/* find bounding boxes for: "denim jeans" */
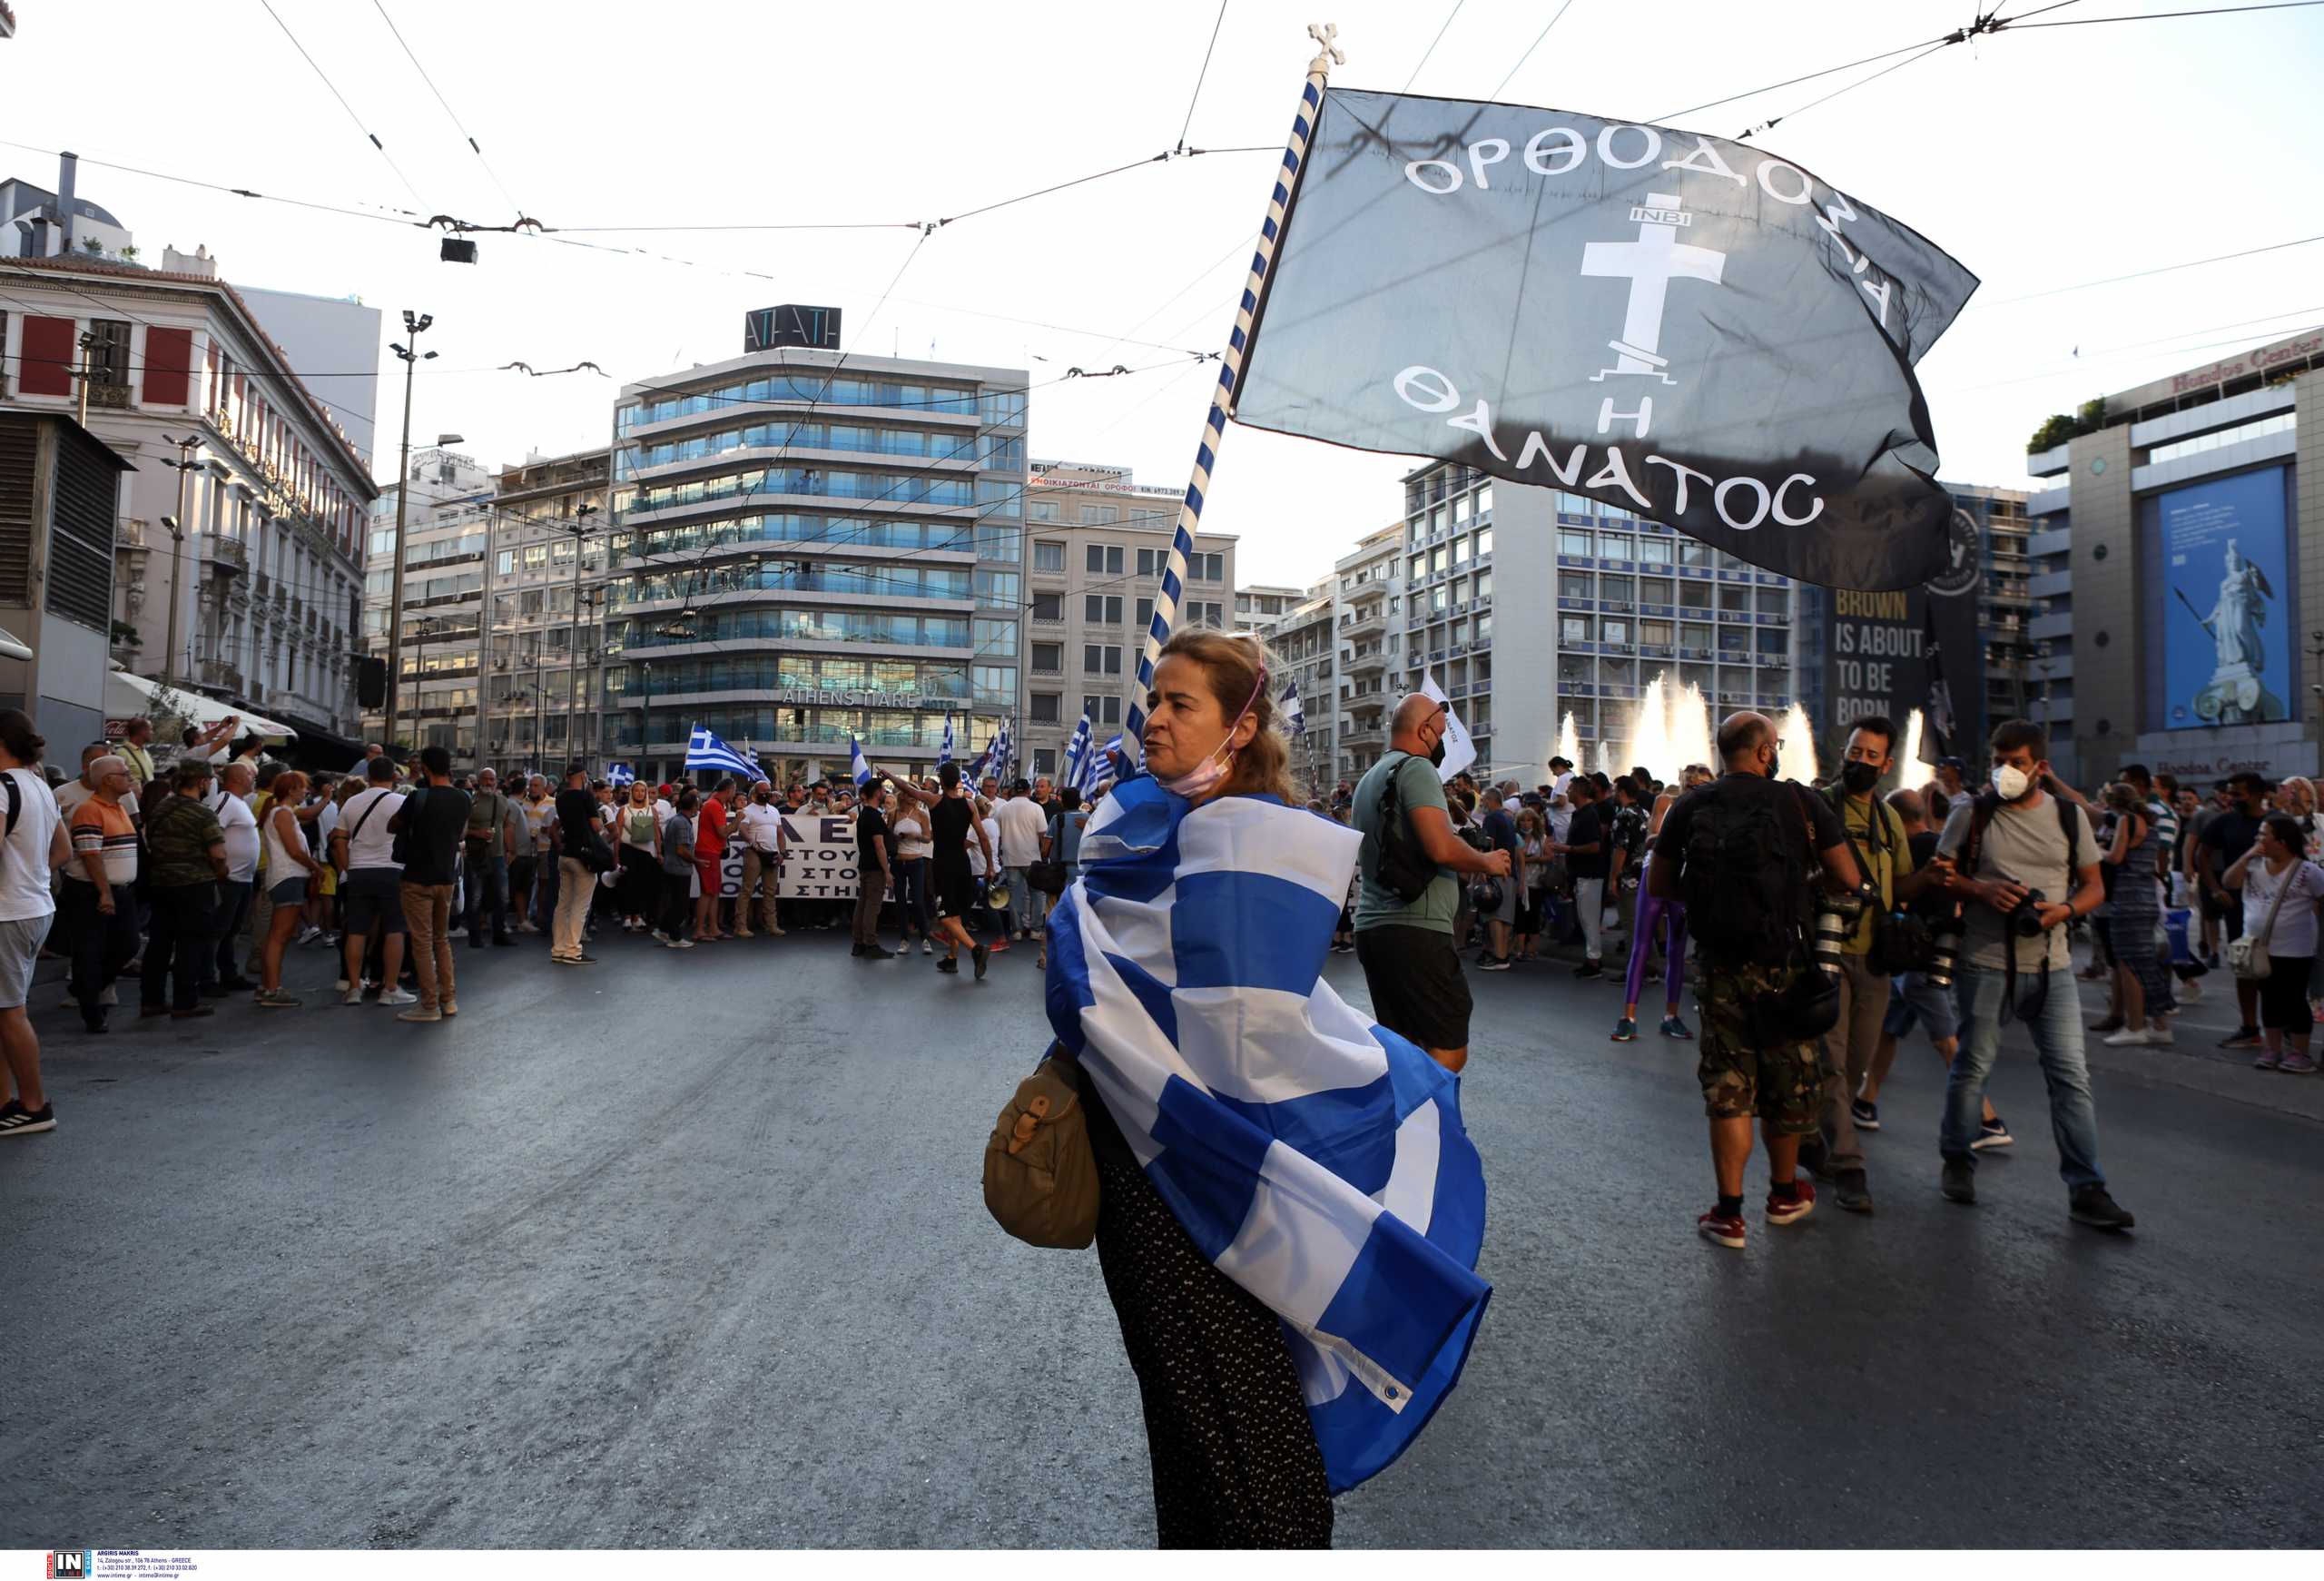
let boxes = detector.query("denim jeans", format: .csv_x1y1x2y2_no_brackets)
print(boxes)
463,853,509,939
1006,866,1040,934
207,877,251,986
1945,963,2106,1189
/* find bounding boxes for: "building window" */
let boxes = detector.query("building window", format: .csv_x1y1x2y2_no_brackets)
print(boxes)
1030,693,1061,724
1030,591,1063,621
1136,597,1154,630
1086,544,1124,575
1083,504,1118,525
86,319,131,387
1032,641,1063,672
1029,499,1061,522
1083,694,1123,725
1083,644,1122,675
1033,748,1057,776
1032,539,1066,571
1086,594,1123,624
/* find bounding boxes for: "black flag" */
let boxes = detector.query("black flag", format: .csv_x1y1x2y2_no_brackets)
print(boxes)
1233,89,1978,590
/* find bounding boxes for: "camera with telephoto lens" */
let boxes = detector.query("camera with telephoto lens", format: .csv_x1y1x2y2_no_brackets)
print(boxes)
1924,920,1964,990
2007,889,2050,938
1812,886,1867,979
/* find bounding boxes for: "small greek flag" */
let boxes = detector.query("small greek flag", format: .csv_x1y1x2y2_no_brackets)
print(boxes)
606,762,635,788
940,714,956,766
686,725,759,781
1045,778,1490,1493
1060,710,1094,796
1283,681,1306,736
993,718,1013,786
849,734,873,789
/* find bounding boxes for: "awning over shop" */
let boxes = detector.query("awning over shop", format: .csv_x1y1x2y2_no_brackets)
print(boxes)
104,667,300,745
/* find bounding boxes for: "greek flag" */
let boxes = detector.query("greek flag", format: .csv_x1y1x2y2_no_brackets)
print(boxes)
1283,681,1306,736
606,762,635,788
992,719,1013,786
848,734,873,789
686,725,758,781
1045,778,1490,1493
1060,710,1094,796
940,714,956,766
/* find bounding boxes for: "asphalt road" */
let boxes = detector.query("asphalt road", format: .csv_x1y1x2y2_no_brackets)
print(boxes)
6,921,2319,1548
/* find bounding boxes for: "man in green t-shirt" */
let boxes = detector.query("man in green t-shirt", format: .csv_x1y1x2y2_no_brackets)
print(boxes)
1352,693,1511,1075
1810,715,1952,1215
140,761,230,1020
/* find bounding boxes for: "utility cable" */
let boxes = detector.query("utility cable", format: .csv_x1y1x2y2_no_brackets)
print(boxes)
256,0,425,203
1177,0,1231,152
1488,0,1580,102
368,0,525,216
1401,0,1470,94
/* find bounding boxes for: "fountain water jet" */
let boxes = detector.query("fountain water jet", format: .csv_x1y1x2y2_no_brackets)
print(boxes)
1775,703,1822,786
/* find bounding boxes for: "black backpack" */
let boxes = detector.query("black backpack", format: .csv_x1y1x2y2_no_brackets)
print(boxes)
1372,752,1440,904
1680,778,1814,966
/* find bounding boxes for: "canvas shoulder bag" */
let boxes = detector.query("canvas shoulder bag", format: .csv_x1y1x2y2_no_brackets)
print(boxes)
982,1052,1099,1250
2229,860,2301,981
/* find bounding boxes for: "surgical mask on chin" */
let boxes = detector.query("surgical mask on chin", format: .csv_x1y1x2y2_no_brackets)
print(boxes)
1993,764,2032,801
1156,736,1238,800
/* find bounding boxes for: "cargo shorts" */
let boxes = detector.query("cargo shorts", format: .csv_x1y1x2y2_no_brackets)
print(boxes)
1697,960,1827,1134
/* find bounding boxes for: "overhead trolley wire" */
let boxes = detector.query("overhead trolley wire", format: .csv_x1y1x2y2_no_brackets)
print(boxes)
368,0,526,217
256,0,425,203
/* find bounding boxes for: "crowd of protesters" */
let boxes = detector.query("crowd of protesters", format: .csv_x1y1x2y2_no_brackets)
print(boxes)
0,707,1098,1139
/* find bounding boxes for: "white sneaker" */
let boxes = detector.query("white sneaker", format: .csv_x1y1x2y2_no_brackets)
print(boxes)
295,925,322,945
447,926,468,939
921,941,933,955
341,984,365,1005
2177,978,2204,1003
335,978,351,993
2102,1027,2151,1046
2144,1023,2173,1044
665,937,694,950
379,987,419,1007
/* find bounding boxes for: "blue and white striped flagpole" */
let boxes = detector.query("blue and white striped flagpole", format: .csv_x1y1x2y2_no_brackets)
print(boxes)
1123,22,1344,754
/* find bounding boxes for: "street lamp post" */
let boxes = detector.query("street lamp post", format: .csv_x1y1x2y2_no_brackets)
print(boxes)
159,433,202,686
384,310,436,746
559,503,601,764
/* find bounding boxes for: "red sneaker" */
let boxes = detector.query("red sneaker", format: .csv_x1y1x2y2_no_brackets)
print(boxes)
1697,1208,1747,1250
1765,1179,1817,1226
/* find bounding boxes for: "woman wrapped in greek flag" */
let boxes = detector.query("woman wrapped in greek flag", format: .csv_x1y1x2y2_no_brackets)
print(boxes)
1046,630,1490,1546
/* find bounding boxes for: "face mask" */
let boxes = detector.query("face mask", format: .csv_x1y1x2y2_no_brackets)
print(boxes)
1993,764,2032,801
1841,761,1881,795
1766,748,1781,780
1428,736,1448,768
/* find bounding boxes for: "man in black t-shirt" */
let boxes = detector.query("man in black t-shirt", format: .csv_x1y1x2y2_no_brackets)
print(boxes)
852,779,895,960
1649,712,1860,1252
550,764,606,965
2199,769,2271,1045
386,746,471,1022
891,763,995,979
1557,777,1611,977
1477,786,1524,970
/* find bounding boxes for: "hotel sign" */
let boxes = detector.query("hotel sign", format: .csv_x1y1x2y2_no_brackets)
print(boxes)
771,687,963,710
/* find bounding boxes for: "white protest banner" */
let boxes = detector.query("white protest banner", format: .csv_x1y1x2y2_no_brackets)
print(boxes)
777,812,860,899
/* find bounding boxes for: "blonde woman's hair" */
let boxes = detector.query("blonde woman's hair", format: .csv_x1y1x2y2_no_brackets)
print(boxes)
1154,628,1295,803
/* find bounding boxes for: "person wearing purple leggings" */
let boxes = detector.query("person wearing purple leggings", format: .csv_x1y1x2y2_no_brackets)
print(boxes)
1615,766,1710,1042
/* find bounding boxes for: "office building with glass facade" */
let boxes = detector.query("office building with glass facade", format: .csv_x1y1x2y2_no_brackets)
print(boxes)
603,342,1028,784
1399,459,1800,780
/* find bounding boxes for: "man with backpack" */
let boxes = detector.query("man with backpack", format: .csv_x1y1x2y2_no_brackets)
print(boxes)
1353,694,1512,1075
1933,720,2134,1230
1649,712,1860,1251
1805,715,1955,1216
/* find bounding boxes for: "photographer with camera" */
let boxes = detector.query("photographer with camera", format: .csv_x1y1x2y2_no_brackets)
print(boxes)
1934,721,2133,1230
1800,716,1956,1214
1858,789,2012,1150
1650,712,1860,1252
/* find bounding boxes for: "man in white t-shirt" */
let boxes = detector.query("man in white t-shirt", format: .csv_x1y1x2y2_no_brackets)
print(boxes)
54,743,110,821
330,756,414,1007
206,761,262,993
735,780,788,939
992,780,1050,940
519,776,557,933
0,710,69,1138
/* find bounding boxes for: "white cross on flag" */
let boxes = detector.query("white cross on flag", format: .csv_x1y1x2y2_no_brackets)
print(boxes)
1233,89,1978,590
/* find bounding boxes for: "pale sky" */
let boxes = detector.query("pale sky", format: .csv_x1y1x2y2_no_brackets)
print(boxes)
7,0,2321,586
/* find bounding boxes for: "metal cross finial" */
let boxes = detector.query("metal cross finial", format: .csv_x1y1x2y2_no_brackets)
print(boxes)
1307,21,1344,74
